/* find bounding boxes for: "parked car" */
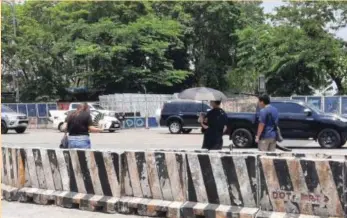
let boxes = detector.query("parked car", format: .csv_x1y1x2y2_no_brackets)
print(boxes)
228,100,347,148
68,102,125,121
159,100,211,134
48,109,121,132
1,105,29,134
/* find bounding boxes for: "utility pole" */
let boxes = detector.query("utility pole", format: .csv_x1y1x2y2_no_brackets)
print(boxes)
258,74,266,95
3,0,19,102
141,84,149,129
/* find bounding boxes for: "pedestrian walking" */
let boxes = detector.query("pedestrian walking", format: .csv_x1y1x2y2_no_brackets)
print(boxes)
65,103,102,149
200,101,228,150
255,95,279,151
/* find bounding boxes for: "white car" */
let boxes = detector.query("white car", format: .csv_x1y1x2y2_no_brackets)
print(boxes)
1,105,29,134
69,102,117,117
49,109,121,132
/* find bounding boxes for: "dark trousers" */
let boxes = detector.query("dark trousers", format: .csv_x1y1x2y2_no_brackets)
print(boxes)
202,132,223,150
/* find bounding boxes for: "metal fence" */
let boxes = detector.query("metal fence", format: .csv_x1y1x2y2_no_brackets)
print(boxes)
4,96,347,117
2,103,58,129
4,95,347,129
99,93,175,117
222,95,347,115
3,102,58,117
291,96,347,115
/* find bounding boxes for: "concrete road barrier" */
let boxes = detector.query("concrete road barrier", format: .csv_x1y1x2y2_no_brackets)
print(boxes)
119,151,186,216
182,153,259,218
2,146,347,218
258,156,345,217
156,149,347,160
1,147,122,213
149,149,208,153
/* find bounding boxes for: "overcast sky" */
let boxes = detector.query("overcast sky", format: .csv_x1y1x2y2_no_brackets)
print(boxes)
262,1,347,40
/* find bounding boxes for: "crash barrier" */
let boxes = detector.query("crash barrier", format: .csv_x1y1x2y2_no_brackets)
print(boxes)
118,151,187,216
155,149,347,160
1,147,122,213
258,156,346,217
182,153,259,217
2,146,347,218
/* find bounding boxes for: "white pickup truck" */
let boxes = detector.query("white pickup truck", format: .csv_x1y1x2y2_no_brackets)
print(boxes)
69,102,115,116
49,102,123,132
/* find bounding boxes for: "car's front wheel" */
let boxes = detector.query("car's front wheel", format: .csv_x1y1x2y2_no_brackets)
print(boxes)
109,129,116,133
1,121,8,134
58,122,65,132
15,127,26,134
317,128,341,148
231,128,254,148
169,121,182,134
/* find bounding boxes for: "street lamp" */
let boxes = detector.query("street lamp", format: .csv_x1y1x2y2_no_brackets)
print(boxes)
2,0,19,102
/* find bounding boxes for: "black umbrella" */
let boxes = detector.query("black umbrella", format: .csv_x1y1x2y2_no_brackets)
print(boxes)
178,87,227,101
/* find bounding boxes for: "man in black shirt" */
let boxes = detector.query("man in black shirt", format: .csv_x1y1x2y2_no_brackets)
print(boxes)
200,101,228,150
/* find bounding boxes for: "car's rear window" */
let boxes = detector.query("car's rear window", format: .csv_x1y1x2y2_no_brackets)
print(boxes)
181,103,201,112
163,102,210,113
162,103,180,113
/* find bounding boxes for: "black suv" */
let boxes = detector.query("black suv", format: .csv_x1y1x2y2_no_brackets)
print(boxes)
228,100,347,148
159,100,210,134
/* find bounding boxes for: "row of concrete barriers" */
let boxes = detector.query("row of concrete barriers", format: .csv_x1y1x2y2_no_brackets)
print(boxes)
1,147,346,218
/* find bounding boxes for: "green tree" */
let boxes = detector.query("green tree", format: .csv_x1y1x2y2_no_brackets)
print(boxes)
270,1,347,94
1,1,191,101
181,2,242,90
233,1,347,95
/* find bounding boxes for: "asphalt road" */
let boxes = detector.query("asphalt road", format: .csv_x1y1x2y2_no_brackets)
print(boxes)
2,128,347,153
2,128,347,218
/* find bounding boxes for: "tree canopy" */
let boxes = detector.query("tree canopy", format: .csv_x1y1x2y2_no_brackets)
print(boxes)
1,1,347,101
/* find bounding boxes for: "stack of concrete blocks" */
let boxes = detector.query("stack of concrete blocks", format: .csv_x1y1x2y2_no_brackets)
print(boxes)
98,94,174,117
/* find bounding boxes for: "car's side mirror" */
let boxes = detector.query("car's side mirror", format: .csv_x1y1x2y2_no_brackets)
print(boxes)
304,108,312,116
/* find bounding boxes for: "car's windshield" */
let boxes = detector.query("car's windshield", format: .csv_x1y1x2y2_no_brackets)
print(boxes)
1,105,15,113
306,102,324,114
92,104,104,110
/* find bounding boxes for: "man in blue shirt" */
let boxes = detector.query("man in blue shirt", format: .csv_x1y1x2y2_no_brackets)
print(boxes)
255,95,278,151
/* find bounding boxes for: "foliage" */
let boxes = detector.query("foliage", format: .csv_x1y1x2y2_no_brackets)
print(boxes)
1,1,347,101
233,1,347,95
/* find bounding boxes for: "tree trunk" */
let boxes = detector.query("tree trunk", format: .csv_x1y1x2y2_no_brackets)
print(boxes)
330,73,344,95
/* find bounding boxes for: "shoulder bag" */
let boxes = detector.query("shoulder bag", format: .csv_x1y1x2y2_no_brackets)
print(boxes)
268,113,283,142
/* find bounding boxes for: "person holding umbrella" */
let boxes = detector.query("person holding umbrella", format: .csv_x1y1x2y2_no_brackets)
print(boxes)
200,100,228,150
178,87,228,150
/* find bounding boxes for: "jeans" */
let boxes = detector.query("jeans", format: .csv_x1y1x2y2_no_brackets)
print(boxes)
68,135,91,149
